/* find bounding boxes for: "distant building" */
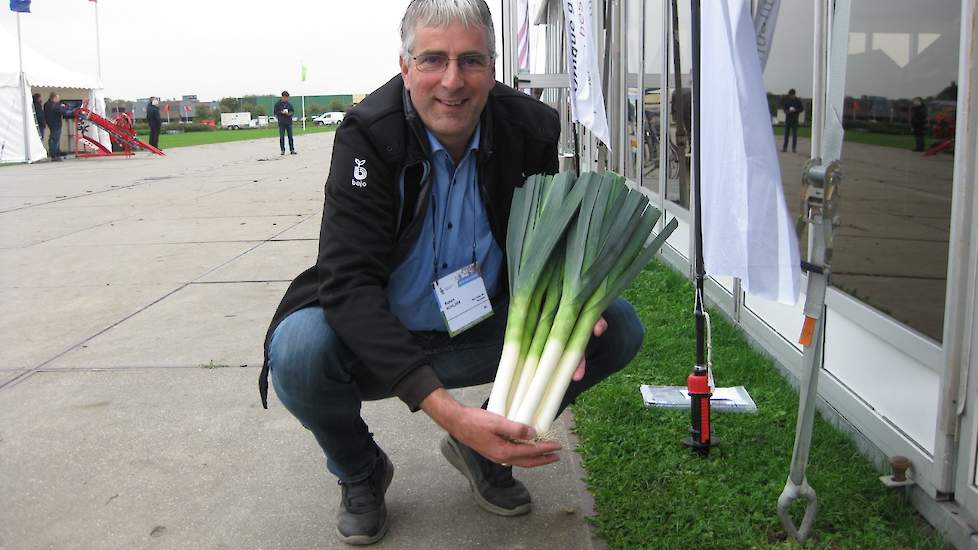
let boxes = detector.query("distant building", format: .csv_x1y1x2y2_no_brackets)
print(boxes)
129,95,201,121
844,95,891,121
133,98,149,120
105,99,133,117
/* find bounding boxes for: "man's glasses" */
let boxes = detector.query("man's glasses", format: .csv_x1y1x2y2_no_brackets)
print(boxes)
411,53,493,74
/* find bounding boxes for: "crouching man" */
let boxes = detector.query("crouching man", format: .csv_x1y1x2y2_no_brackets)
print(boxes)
259,0,644,545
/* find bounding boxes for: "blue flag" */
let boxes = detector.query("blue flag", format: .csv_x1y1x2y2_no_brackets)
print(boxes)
9,0,30,13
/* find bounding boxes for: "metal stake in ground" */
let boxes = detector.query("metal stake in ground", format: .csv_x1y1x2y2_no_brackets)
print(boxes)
777,0,850,540
681,0,718,456
777,160,841,544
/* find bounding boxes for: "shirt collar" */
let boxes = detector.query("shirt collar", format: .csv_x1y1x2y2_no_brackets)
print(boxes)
425,123,481,158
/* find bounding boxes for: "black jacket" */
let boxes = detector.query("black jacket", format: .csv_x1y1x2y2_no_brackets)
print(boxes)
43,100,72,133
273,100,294,123
910,103,927,133
33,100,45,131
781,96,804,124
147,104,162,130
260,75,560,411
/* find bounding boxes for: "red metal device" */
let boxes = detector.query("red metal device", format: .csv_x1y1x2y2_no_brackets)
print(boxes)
73,106,165,158
923,111,956,157
682,366,718,455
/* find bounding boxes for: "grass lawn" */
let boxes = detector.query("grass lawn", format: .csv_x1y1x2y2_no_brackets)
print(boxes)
773,125,917,150
135,125,337,150
572,261,945,549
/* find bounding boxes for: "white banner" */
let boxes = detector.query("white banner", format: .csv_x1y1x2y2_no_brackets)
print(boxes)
562,0,611,149
752,0,781,72
702,0,800,304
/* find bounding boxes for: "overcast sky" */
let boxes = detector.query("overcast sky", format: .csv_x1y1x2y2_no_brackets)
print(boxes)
0,0,505,101
1,0,961,102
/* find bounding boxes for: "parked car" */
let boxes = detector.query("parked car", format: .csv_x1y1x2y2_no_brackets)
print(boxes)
313,112,345,126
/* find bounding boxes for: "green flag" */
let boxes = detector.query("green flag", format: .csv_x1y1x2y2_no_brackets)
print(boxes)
301,64,307,82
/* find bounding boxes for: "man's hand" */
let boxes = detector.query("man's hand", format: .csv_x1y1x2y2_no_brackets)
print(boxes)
571,316,608,382
421,389,561,467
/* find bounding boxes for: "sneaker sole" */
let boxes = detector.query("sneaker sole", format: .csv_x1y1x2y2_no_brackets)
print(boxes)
440,437,531,517
336,454,395,546
336,510,388,546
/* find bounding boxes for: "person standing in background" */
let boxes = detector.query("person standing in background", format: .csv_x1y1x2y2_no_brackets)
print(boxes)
910,97,928,152
147,97,163,149
32,93,45,140
273,91,296,155
43,93,74,162
781,88,804,153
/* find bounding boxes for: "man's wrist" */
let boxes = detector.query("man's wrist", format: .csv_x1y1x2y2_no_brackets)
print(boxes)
420,388,462,433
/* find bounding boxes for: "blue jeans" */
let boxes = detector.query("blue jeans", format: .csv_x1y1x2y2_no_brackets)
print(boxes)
782,121,798,151
278,121,294,152
268,297,644,482
48,127,61,159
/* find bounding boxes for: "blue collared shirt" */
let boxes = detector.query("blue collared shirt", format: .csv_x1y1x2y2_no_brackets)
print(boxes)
386,125,504,331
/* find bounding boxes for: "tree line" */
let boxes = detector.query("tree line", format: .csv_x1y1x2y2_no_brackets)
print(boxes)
195,96,350,121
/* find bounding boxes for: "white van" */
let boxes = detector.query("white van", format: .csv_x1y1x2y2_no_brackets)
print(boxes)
313,112,345,126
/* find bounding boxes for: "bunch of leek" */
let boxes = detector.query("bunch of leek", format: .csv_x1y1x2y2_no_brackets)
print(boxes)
487,170,678,434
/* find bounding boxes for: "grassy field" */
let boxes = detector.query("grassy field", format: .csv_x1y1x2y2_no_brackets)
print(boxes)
134,123,914,152
572,261,944,549
135,125,337,149
148,124,915,151
773,125,917,150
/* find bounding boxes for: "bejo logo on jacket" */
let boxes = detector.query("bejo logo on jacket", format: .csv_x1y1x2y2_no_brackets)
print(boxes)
352,159,367,188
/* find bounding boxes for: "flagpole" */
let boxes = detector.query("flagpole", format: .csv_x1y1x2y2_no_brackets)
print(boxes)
94,0,103,84
17,12,33,163
300,62,306,131
691,2,705,369
681,0,717,456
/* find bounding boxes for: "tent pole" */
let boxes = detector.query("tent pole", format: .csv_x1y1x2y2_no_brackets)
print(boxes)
17,13,33,163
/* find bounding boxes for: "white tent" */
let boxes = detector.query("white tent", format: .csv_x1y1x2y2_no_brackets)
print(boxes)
0,71,46,163
0,24,109,164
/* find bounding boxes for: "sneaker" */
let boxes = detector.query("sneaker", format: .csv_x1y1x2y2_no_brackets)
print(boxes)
280,151,285,155
290,150,297,155
440,435,531,516
336,449,394,546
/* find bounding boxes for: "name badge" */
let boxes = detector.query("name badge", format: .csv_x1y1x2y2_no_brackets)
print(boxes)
432,263,493,336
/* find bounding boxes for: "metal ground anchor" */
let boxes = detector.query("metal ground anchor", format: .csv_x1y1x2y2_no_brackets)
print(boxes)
777,477,819,543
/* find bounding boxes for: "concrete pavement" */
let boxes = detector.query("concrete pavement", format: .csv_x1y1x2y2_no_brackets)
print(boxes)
0,134,598,549
775,138,953,341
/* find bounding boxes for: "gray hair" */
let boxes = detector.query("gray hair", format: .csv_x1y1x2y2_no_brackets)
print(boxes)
400,0,495,61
